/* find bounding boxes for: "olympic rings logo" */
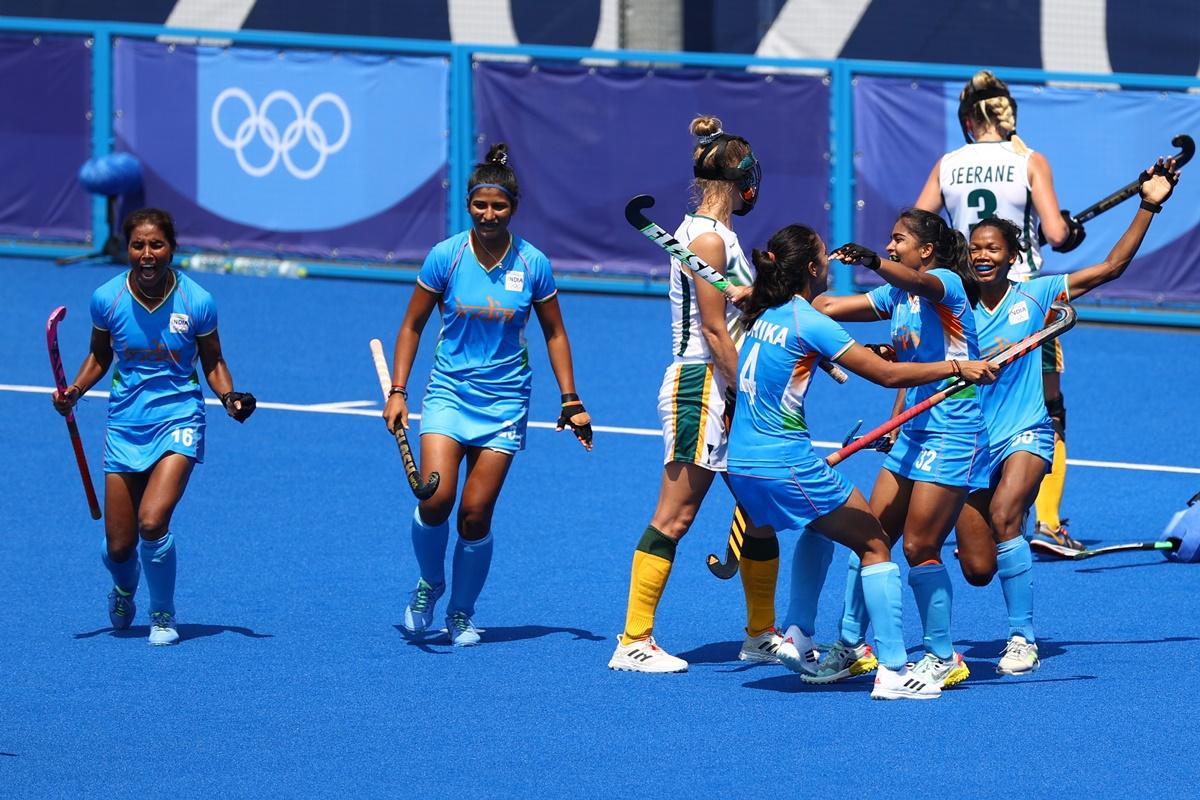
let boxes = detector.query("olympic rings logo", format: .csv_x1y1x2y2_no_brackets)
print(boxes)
211,88,352,180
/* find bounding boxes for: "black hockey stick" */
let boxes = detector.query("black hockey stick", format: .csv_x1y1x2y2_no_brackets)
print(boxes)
1041,134,1194,245
1030,537,1180,561
370,338,440,500
625,195,849,386
705,503,748,579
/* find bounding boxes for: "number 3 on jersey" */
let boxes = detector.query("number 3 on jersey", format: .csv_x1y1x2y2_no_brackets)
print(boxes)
914,447,937,472
738,342,761,404
967,188,997,224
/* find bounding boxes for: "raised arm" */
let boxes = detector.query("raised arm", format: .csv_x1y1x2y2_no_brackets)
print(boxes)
830,243,946,302
914,159,944,213
1067,158,1180,300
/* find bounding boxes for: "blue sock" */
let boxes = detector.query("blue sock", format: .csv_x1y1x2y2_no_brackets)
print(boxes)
997,536,1035,642
860,562,907,670
139,532,176,616
448,532,494,618
411,507,450,588
908,562,954,659
838,552,869,646
782,529,833,636
101,540,140,594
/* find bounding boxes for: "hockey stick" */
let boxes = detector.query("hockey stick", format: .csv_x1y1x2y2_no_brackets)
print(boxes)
826,301,1077,467
625,195,849,385
1040,135,1195,247
705,503,749,579
46,307,102,520
369,338,440,501
1030,537,1180,561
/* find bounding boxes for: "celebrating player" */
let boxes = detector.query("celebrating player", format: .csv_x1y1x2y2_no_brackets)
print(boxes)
51,208,256,646
727,223,997,699
955,158,1181,674
383,143,592,647
916,69,1079,549
807,209,988,688
608,116,780,674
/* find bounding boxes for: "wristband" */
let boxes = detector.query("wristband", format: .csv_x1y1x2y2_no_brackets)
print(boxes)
950,360,962,377
389,385,408,399
68,383,84,398
561,393,580,404
1140,199,1162,214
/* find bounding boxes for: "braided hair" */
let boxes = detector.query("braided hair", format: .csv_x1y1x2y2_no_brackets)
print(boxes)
740,224,824,327
897,209,980,307
960,70,1032,156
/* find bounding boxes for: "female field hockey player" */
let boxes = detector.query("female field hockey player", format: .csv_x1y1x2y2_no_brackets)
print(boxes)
808,208,987,688
955,158,1181,675
51,208,256,646
726,224,997,700
608,116,779,674
916,69,1079,549
383,143,592,647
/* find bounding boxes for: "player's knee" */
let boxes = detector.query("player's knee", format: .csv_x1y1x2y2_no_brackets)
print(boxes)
457,506,493,540
960,562,995,587
137,514,170,540
902,538,939,566
107,541,137,563
989,503,1025,540
418,501,453,527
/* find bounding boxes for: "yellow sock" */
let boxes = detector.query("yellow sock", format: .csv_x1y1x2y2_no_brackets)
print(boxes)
739,535,779,637
620,526,676,645
1035,438,1067,530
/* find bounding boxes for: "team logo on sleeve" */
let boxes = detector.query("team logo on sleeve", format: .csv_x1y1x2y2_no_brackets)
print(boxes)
1008,301,1029,325
504,271,525,293
169,313,191,334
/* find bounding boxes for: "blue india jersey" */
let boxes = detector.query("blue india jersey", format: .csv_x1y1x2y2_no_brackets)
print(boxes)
975,274,1070,443
866,268,984,433
416,231,557,398
90,270,217,426
728,297,854,469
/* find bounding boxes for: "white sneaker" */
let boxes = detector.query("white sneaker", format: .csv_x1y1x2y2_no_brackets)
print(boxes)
608,636,688,673
403,579,445,633
801,640,878,684
738,629,784,663
148,611,179,646
871,664,941,700
445,611,481,647
909,650,970,688
775,625,820,676
996,635,1040,675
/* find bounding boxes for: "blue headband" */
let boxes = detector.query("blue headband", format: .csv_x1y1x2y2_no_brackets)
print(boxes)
468,183,514,200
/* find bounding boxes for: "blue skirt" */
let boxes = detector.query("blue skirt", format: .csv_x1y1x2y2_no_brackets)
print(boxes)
104,414,205,473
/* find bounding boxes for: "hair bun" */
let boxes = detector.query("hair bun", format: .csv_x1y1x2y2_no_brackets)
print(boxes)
485,143,509,166
689,116,723,139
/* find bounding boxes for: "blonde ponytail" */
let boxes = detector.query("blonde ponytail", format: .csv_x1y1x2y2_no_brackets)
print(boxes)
960,70,1032,155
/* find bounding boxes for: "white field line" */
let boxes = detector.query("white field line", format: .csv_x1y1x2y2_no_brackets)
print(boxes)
5,383,1198,475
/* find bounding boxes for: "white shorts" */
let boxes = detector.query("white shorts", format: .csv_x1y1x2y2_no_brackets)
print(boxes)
656,361,729,471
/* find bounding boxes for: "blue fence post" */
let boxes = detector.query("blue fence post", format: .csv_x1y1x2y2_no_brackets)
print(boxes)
89,26,113,249
448,45,473,236
830,59,854,295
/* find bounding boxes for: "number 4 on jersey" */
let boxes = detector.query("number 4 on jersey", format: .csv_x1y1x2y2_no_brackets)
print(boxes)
738,342,761,404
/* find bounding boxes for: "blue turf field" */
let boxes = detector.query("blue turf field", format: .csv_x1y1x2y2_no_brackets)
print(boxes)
2,256,1199,798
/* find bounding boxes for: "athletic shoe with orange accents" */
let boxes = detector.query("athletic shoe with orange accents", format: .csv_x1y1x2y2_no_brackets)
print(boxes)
608,636,688,673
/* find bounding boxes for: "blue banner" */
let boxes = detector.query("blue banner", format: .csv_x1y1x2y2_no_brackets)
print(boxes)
113,38,449,261
0,35,91,243
474,62,830,277
854,76,1200,302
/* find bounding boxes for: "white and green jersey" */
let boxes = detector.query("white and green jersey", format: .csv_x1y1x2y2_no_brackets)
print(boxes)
940,141,1043,278
669,214,754,362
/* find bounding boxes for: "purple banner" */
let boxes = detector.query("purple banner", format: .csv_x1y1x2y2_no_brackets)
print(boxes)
474,62,830,277
853,76,1200,302
0,35,91,243
112,38,449,262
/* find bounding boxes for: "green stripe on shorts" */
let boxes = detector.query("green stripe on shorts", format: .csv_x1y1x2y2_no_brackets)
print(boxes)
671,363,710,462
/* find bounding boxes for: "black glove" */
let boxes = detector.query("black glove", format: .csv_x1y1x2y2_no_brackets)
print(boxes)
556,394,592,447
1038,210,1086,253
830,242,881,271
864,343,896,361
220,390,256,423
722,386,736,433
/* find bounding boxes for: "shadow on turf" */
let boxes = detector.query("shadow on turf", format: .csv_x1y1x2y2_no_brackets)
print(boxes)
957,635,1198,663
74,624,273,642
393,623,605,653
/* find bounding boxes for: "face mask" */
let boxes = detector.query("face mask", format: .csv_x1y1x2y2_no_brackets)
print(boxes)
694,134,762,216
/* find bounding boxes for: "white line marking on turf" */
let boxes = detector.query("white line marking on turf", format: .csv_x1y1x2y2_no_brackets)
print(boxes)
5,383,1197,475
